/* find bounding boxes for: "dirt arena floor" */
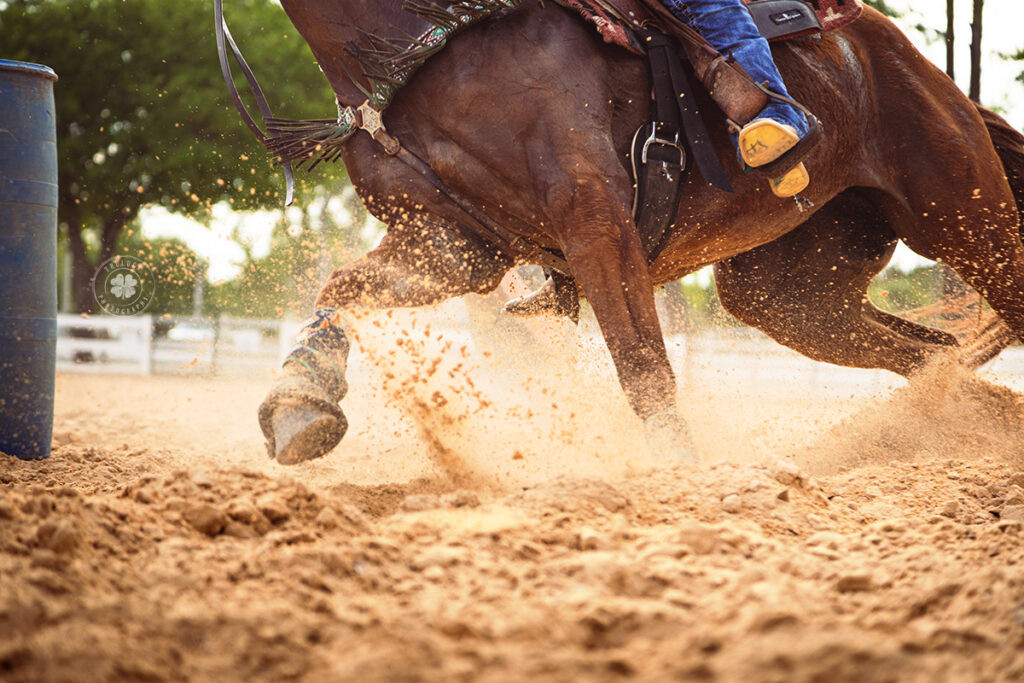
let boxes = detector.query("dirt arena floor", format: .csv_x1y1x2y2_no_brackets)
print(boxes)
3,310,1024,682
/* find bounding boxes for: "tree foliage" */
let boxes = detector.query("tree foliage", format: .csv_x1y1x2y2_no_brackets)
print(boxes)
118,235,204,316
206,193,374,319
0,0,344,311
861,0,902,18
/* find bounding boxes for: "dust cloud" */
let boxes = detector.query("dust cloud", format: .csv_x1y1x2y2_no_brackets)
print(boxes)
2,304,1023,681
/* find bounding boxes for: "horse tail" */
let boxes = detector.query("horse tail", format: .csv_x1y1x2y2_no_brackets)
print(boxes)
977,105,1024,235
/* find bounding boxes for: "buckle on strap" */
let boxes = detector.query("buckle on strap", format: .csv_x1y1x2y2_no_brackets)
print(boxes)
356,100,401,156
641,128,685,166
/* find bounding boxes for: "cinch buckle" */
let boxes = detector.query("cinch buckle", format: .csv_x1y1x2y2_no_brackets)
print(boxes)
641,128,685,167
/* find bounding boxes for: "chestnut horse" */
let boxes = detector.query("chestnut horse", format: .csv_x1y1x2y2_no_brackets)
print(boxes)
260,1,1024,462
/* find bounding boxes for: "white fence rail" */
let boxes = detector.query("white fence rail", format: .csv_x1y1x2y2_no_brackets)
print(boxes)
56,315,152,375
57,314,287,376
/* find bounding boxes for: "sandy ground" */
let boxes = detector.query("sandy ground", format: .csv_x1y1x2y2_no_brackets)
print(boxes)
2,310,1024,682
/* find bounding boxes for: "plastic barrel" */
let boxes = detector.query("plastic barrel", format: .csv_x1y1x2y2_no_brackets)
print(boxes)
0,60,58,460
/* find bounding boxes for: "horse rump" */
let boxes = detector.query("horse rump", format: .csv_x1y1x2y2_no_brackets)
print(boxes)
976,104,1024,238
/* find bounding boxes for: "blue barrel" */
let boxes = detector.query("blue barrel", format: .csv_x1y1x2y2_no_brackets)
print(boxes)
0,60,58,460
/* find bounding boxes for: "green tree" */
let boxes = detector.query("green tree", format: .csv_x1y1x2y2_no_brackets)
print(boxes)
118,234,204,316
206,195,372,319
0,0,344,312
862,0,902,17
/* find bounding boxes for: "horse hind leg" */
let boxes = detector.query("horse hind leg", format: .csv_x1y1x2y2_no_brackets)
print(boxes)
260,219,512,464
716,189,957,376
876,107,1024,362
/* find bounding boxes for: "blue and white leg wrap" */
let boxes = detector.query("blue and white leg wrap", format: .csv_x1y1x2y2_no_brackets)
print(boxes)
284,307,351,402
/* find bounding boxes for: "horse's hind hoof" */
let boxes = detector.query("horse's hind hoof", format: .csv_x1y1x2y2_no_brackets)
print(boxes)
259,375,347,465
503,273,580,323
270,402,347,465
644,409,698,465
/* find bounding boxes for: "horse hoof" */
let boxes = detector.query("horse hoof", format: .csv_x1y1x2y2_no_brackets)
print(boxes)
270,402,347,465
503,275,580,323
644,409,698,465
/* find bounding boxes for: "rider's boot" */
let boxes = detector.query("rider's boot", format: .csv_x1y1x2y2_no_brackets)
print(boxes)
663,0,815,196
737,117,810,197
259,308,349,464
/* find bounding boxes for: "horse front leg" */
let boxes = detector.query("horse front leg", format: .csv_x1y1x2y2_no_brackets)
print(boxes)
552,174,694,461
259,221,511,464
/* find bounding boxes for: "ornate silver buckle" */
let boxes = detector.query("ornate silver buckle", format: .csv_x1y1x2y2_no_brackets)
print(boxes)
357,100,384,137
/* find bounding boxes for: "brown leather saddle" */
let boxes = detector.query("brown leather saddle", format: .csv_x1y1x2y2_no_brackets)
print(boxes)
576,0,862,45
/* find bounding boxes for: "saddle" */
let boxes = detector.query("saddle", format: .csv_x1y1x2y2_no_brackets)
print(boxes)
569,0,861,47
565,0,862,126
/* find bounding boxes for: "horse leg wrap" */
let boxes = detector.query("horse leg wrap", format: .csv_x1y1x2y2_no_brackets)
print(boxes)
259,308,351,464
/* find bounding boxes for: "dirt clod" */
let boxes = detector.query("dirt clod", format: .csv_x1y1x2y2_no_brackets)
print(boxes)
183,503,229,536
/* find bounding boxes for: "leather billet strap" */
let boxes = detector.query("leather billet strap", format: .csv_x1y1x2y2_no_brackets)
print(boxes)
629,28,733,262
643,29,732,193
632,30,688,260
215,0,297,205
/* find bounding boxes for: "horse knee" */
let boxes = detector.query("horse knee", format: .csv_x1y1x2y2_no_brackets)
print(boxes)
547,171,629,228
428,229,511,295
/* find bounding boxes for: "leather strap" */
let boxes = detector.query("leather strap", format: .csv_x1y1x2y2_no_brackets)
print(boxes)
658,31,733,193
215,0,297,205
631,28,732,262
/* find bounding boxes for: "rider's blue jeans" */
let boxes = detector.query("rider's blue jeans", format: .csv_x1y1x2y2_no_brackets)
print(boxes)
662,0,808,138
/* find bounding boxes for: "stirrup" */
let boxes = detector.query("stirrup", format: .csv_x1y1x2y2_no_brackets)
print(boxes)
745,114,822,179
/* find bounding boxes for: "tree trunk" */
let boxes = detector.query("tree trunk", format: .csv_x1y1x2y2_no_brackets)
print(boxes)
969,0,984,102
67,222,96,314
945,0,955,80
99,209,131,266
65,207,135,314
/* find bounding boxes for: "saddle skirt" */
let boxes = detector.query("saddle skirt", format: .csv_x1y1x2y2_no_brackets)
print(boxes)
566,0,862,53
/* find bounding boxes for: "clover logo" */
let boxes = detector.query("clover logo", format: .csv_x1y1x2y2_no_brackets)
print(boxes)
109,273,139,300
92,255,155,316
